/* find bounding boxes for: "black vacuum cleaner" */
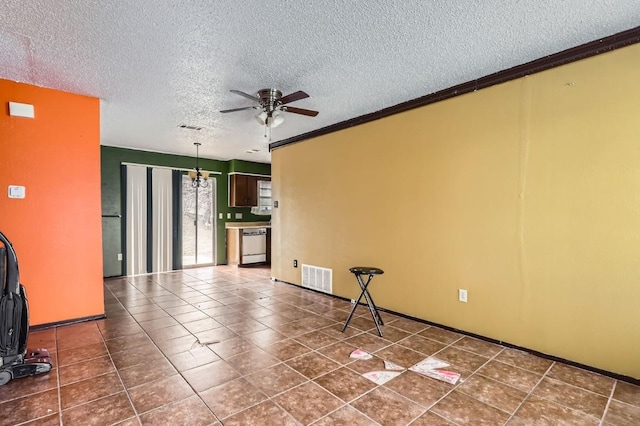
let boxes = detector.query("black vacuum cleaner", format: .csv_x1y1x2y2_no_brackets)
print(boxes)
0,231,52,386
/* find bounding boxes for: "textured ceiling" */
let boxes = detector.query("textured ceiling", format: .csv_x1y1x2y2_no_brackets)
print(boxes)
1,1,638,163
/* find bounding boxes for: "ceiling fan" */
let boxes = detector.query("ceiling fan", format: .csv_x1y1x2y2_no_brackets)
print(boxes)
220,89,319,128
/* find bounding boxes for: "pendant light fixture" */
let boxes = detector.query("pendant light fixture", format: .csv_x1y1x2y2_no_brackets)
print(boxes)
188,142,209,188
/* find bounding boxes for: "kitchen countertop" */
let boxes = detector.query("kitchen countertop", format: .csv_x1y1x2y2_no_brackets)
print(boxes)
225,221,271,229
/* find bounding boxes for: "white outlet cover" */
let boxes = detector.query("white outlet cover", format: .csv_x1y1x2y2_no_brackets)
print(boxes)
235,212,242,219
458,289,468,303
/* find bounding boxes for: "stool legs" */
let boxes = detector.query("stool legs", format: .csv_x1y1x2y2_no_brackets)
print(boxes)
341,273,384,337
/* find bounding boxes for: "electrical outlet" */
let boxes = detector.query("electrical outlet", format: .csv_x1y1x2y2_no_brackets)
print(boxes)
458,289,468,303
293,259,298,268
226,213,231,219
117,253,122,261
218,213,223,219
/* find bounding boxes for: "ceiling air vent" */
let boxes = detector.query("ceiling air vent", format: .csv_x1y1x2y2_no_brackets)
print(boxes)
178,124,203,131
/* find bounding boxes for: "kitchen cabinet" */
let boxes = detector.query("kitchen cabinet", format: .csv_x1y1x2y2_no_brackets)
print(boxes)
229,174,271,207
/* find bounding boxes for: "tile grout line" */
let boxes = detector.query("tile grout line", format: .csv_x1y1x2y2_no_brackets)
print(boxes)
104,280,266,422
132,270,305,422
103,283,143,424
510,362,614,423
228,306,469,424
381,384,439,425
177,286,363,424
52,323,124,418
418,344,507,425
504,359,555,424
313,326,494,425
126,276,429,423
108,278,202,418
120,274,226,425
11,328,63,426
271,377,380,426
98,268,639,426
454,370,530,417
599,380,617,426
446,347,532,420
184,273,308,425
309,403,383,426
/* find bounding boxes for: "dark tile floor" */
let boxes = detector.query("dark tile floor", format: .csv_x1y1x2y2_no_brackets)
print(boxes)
1,265,639,425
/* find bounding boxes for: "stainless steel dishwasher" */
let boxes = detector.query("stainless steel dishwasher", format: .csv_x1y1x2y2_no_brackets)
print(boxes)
241,228,267,264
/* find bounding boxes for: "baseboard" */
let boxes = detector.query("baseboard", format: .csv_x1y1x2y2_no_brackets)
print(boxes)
272,278,640,386
30,314,106,331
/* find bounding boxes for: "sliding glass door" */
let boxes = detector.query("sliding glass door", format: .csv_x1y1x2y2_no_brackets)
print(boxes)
181,175,216,266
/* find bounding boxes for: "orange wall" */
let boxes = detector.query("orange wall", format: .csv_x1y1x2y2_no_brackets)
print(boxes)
0,79,104,325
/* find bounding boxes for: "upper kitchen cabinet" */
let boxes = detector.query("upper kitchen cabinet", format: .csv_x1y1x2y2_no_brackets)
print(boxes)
229,174,271,207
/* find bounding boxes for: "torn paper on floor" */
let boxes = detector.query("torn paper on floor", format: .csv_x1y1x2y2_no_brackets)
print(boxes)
350,349,373,360
409,357,461,385
413,368,461,385
383,360,405,371
362,370,402,385
410,357,449,371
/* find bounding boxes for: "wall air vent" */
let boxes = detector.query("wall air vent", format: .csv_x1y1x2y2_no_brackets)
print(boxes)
178,124,203,131
302,264,333,294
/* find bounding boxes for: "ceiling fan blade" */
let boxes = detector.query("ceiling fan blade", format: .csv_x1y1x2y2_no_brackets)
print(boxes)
220,106,255,113
281,106,319,117
279,91,309,105
230,90,260,102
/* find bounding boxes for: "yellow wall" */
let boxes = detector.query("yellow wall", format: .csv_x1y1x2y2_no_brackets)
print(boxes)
271,43,640,379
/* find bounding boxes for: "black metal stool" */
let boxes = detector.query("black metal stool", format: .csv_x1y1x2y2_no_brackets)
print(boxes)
342,266,385,337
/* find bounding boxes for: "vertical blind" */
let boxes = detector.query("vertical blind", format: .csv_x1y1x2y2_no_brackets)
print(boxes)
125,165,147,275
151,168,173,273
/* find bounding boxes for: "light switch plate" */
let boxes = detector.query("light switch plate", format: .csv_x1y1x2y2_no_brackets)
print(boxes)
235,213,242,219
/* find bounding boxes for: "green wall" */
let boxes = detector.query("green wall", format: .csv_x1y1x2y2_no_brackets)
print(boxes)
101,146,270,276
229,159,271,175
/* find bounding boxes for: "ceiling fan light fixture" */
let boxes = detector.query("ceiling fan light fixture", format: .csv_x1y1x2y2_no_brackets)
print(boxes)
224,88,318,133
269,111,284,128
255,110,284,128
255,111,268,125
